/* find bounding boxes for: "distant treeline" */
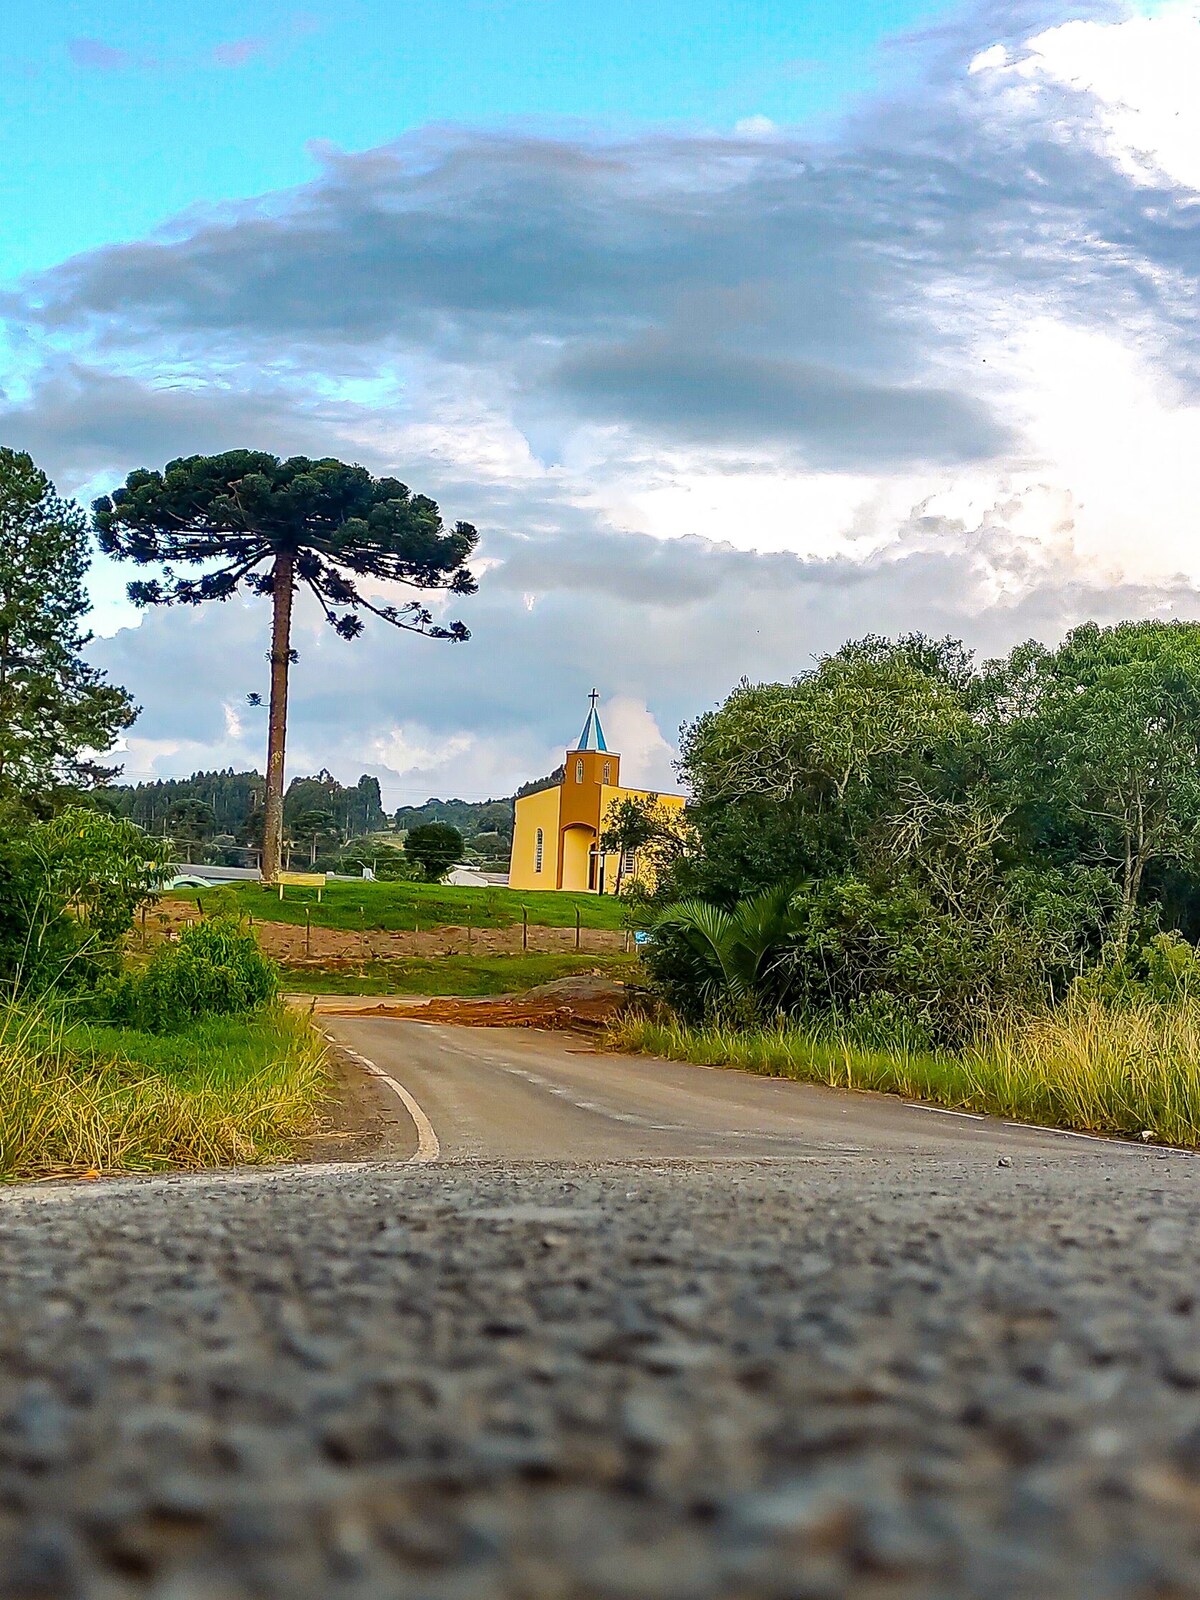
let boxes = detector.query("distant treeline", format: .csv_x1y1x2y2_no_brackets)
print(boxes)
107,768,387,841
392,769,563,853
106,763,567,854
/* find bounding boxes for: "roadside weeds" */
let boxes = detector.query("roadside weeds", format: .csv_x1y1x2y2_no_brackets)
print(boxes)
610,997,1200,1147
0,1004,331,1182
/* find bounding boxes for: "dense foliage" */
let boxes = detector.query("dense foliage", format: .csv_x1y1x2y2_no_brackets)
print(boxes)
0,448,135,804
0,808,172,996
405,823,464,882
643,624,1200,1043
102,917,278,1034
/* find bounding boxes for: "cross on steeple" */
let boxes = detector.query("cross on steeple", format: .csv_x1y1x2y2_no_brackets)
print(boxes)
574,691,609,753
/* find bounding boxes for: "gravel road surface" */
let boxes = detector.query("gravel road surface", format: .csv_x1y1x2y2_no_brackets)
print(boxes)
2,1019,1200,1599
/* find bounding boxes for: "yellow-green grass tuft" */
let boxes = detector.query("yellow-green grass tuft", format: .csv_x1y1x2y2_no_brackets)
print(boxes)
611,996,1200,1147
0,1005,330,1182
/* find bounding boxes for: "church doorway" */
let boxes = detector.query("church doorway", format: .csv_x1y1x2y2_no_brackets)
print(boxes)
560,826,593,892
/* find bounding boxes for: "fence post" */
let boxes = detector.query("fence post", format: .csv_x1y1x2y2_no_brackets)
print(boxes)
305,906,311,958
141,906,147,948
467,914,472,950
522,907,528,951
575,907,581,951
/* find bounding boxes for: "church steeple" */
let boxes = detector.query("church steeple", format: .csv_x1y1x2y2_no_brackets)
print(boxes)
573,689,608,753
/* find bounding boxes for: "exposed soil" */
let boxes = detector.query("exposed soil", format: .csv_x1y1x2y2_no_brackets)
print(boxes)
147,897,626,963
315,974,635,1032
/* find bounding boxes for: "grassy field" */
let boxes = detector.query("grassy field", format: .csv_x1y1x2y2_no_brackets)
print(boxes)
173,879,628,933
612,996,1200,1147
284,951,639,996
0,1005,330,1181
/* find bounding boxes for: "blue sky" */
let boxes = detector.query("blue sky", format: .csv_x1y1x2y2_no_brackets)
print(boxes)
5,0,1200,804
3,0,950,280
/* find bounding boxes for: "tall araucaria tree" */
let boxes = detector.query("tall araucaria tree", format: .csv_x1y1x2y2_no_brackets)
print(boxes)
94,452,478,882
0,447,136,806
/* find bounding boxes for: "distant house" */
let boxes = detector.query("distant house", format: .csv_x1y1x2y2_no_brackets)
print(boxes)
508,696,685,894
446,865,490,887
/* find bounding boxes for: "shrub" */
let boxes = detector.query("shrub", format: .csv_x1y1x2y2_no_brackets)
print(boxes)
104,916,277,1033
201,886,241,918
1075,931,1200,1007
32,808,172,948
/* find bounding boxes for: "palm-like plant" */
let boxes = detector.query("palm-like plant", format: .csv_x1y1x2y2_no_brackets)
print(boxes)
654,885,802,1019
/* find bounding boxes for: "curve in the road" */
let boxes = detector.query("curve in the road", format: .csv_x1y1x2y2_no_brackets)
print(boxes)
320,1016,1193,1168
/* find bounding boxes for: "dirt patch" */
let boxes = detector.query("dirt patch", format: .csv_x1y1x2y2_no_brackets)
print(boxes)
149,898,625,963
295,1025,418,1163
317,975,635,1033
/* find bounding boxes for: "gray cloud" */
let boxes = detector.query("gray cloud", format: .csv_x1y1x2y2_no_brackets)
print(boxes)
90,496,1200,804
0,363,369,493
14,0,1200,796
16,24,1200,466
555,333,1010,465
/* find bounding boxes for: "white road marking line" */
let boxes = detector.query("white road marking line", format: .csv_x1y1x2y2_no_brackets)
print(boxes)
324,1039,440,1163
905,1105,984,1120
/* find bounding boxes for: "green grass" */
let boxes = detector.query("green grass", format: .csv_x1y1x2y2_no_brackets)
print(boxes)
612,995,1200,1147
285,951,639,996
170,878,628,933
0,1004,330,1181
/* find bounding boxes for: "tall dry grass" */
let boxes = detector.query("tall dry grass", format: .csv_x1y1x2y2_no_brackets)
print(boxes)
0,1005,330,1181
611,995,1200,1146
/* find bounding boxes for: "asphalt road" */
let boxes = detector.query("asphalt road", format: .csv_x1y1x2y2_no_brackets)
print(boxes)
2,1020,1200,1599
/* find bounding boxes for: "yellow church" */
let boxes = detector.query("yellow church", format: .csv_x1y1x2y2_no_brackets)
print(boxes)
508,694,686,894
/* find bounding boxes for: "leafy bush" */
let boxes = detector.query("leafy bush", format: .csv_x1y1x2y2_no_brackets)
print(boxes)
32,808,172,948
0,817,81,997
200,886,241,918
643,869,1105,1045
103,916,277,1033
336,840,417,881
1075,931,1200,1007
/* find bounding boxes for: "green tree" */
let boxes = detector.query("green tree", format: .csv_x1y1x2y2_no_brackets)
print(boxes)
165,798,217,862
676,634,977,902
32,808,173,952
94,452,477,882
0,448,135,804
990,621,1200,944
290,807,340,866
405,822,464,882
600,793,694,894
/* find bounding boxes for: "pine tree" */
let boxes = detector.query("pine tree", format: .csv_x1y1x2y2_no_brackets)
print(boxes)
94,452,476,881
0,449,135,805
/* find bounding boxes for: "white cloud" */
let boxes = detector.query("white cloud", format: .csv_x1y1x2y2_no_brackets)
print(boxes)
16,0,1200,800
976,2,1200,191
599,697,680,791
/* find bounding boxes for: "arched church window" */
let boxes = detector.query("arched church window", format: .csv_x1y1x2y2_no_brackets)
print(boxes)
535,828,544,873
603,763,612,784
576,760,584,782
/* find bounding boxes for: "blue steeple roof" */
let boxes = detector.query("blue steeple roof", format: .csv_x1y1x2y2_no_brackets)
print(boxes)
573,692,608,752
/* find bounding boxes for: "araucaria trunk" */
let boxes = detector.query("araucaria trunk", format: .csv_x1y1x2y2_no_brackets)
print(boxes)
262,553,295,884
